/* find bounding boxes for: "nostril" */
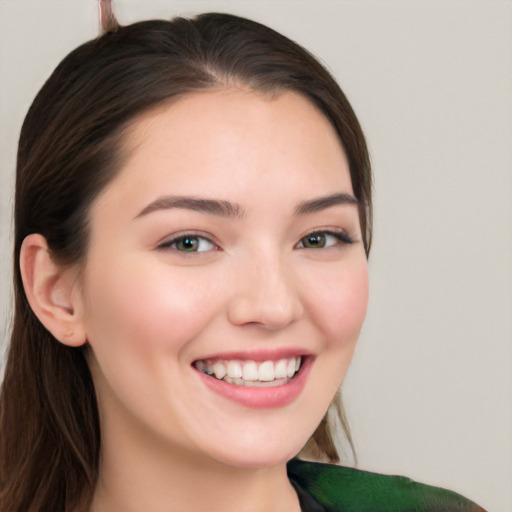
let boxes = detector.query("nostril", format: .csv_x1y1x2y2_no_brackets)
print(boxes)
226,259,304,329
227,297,303,330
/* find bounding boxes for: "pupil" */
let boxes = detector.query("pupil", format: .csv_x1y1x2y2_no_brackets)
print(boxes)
180,237,198,251
306,234,325,248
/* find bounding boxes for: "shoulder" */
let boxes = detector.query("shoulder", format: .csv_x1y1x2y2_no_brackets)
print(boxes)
287,458,487,512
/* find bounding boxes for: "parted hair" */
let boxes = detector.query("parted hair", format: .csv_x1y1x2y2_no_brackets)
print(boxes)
0,12,372,512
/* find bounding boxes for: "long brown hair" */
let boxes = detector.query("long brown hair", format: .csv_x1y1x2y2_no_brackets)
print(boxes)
0,12,372,511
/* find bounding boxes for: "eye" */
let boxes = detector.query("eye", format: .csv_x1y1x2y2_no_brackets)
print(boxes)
296,230,353,249
158,234,217,253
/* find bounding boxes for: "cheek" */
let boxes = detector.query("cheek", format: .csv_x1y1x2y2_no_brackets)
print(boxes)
305,257,369,346
81,257,221,357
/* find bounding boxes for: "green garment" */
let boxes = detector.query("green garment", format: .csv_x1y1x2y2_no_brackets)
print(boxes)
287,458,487,512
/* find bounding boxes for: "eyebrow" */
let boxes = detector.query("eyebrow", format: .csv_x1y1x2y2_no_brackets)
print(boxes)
135,196,243,219
135,192,358,219
294,193,359,215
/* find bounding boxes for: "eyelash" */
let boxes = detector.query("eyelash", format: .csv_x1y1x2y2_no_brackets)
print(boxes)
157,229,354,254
295,229,354,249
157,232,218,253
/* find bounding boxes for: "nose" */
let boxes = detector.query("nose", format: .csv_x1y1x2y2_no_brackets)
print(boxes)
226,251,304,331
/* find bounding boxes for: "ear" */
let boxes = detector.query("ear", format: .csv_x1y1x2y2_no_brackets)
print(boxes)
20,234,87,347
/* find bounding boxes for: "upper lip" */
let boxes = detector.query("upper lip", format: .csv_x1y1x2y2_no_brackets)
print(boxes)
193,348,313,363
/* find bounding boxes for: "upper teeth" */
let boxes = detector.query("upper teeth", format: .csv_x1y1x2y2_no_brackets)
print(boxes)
195,357,302,386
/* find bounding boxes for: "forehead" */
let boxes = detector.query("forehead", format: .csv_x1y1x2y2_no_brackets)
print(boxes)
92,88,352,218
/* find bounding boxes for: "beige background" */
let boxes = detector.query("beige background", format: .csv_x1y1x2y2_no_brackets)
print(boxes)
1,1,511,510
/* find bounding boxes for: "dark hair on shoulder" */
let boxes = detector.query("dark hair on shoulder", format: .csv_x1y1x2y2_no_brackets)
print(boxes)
0,12,372,512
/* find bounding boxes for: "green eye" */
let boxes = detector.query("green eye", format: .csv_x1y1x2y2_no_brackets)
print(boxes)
159,234,216,253
176,236,200,252
301,233,327,249
297,230,354,249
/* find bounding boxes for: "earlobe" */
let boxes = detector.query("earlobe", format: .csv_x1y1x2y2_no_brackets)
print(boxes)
20,234,87,347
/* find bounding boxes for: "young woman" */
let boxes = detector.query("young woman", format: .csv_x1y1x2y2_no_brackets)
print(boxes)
0,4,488,512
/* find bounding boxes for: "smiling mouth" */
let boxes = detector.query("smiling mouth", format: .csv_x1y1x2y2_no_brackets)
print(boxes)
193,356,302,387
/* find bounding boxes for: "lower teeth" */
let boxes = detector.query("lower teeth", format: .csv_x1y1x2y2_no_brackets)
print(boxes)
222,376,290,387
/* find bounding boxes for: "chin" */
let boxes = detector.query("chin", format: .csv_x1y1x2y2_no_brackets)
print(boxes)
212,447,300,470
196,424,312,470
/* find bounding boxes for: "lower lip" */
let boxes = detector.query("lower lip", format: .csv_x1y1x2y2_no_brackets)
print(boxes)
195,357,313,409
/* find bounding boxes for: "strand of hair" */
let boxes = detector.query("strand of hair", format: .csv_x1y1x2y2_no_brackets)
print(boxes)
98,0,120,34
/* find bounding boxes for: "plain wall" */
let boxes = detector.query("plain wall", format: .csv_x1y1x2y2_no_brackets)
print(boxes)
1,1,510,510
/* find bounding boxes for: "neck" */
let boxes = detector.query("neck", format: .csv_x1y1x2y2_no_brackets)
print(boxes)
90,413,301,512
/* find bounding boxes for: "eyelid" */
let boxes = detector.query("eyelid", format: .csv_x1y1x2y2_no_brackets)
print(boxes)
295,228,355,249
156,231,219,252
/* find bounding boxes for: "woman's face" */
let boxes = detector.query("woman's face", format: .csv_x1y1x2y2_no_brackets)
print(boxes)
77,88,368,468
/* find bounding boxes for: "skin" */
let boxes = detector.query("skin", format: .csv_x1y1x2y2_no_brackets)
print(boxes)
22,88,369,512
